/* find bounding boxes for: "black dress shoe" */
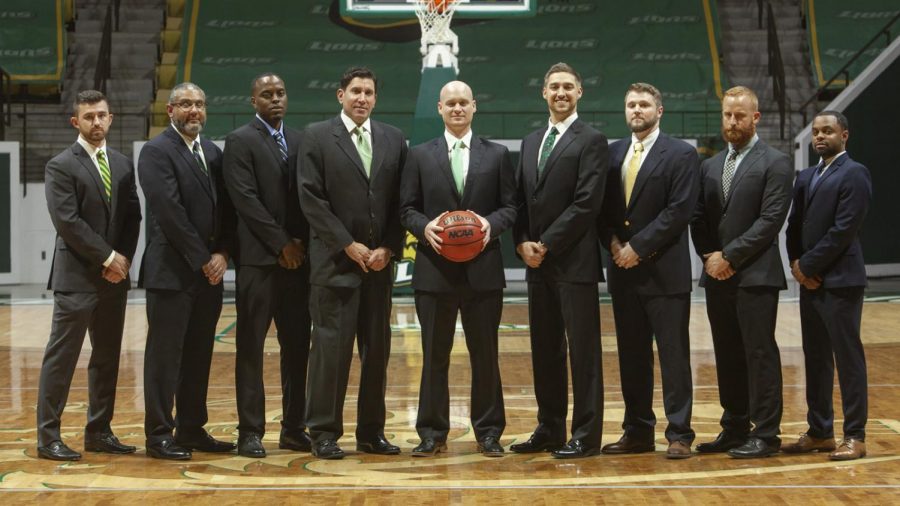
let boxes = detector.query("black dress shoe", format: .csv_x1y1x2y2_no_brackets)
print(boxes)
38,441,81,461
84,432,137,454
175,430,236,453
509,433,565,453
601,434,655,454
279,430,312,452
727,437,780,459
477,436,504,457
312,439,345,460
412,438,447,457
551,439,601,459
695,431,747,453
146,439,191,460
237,433,266,458
356,435,400,455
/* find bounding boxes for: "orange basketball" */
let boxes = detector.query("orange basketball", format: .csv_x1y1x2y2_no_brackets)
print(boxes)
436,210,485,263
429,0,453,14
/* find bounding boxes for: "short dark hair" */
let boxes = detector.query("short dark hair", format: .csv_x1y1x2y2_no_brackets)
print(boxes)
625,82,663,108
543,62,582,86
73,90,107,115
251,72,282,94
815,110,849,130
340,66,378,92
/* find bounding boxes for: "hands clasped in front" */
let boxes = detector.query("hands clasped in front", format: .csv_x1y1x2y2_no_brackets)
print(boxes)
703,251,736,281
791,259,822,290
102,252,130,284
344,242,391,273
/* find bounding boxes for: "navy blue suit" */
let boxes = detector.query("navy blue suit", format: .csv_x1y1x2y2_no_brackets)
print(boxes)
786,152,872,440
599,132,699,444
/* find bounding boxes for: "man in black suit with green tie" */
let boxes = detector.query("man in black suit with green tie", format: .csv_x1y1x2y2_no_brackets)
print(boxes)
37,90,142,461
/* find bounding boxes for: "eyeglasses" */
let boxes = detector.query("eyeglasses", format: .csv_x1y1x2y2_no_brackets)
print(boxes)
171,100,206,111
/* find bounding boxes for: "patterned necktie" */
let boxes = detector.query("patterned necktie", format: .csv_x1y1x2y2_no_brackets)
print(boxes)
192,141,208,174
809,161,826,190
96,149,112,202
354,126,372,177
537,126,559,176
450,139,465,196
273,131,288,163
623,141,644,205
721,149,739,199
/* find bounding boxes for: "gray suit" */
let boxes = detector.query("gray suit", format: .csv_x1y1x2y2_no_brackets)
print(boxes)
690,138,793,441
37,142,141,446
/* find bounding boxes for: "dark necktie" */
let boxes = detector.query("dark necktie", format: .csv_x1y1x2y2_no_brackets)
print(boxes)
537,126,559,176
273,131,288,163
721,149,739,199
810,162,826,190
192,141,208,174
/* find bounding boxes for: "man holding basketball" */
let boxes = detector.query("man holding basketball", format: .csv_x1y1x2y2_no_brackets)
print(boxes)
512,62,608,458
400,80,517,457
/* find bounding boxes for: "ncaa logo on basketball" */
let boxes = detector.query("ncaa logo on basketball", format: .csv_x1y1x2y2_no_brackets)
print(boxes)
448,229,474,239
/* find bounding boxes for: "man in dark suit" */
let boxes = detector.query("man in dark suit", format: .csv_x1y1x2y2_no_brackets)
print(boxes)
783,111,871,461
223,73,311,458
139,82,237,460
400,81,516,457
298,67,408,460
36,90,141,461
690,86,793,458
598,83,699,459
510,62,608,459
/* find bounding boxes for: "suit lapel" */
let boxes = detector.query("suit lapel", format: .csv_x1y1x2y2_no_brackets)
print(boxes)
537,121,579,191
71,143,111,213
331,118,368,182
807,153,847,205
430,136,460,204
627,135,666,211
724,142,764,209
369,122,387,184
462,136,483,207
254,118,287,176
523,129,542,191
167,127,213,200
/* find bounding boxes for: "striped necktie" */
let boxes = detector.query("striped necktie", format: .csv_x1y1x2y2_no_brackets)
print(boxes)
721,149,739,199
354,126,372,176
96,149,112,202
810,161,826,190
273,131,288,163
192,141,208,174
537,126,559,176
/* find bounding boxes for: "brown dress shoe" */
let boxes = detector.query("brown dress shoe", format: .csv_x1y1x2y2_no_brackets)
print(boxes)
781,433,836,454
829,438,866,461
601,434,655,454
666,440,691,459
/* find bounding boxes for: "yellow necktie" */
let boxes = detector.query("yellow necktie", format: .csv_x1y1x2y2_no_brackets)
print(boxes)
624,141,644,205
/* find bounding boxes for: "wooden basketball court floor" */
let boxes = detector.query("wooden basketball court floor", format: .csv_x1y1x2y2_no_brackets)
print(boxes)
0,284,898,504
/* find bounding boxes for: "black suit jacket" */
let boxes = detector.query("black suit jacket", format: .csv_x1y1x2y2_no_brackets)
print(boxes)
786,153,871,288
599,133,699,295
45,143,142,291
223,118,308,266
138,126,236,290
513,118,608,283
690,139,793,288
298,116,408,288
400,135,517,292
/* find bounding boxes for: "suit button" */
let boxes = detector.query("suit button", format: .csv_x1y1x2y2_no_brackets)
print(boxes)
532,196,537,202
624,220,630,226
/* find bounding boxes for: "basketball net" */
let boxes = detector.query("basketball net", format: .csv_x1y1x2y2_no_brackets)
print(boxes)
414,0,460,73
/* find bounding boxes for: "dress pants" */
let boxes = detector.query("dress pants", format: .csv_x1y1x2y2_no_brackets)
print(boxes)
144,278,223,444
37,286,128,446
611,291,694,443
704,281,783,441
305,277,392,443
527,279,604,447
800,286,867,440
414,288,505,442
235,264,311,437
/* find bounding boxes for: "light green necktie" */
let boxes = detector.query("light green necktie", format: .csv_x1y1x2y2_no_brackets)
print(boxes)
354,126,372,176
96,149,112,202
450,139,465,195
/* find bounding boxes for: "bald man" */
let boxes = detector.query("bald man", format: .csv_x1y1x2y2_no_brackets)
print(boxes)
400,81,517,457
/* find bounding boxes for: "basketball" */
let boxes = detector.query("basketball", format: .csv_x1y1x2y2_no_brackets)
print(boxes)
429,0,453,14
436,210,485,262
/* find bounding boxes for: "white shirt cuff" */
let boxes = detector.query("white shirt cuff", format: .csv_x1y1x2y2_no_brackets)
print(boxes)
102,250,116,267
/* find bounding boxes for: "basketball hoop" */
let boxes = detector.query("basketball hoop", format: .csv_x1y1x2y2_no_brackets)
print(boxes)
414,0,460,73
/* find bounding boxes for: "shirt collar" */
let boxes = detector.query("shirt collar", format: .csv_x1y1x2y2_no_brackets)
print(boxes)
171,123,202,149
340,110,372,135
728,133,759,156
444,129,473,150
818,151,847,170
256,114,284,137
548,111,578,135
630,127,659,150
76,135,106,158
